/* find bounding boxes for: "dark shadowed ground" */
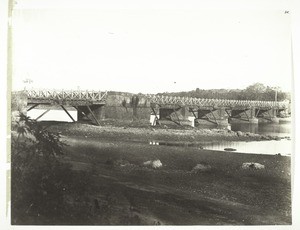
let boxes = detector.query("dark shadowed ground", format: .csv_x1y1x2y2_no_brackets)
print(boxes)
57,133,291,225
13,122,291,225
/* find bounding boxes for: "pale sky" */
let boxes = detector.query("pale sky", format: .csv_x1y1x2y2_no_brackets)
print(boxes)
11,0,292,93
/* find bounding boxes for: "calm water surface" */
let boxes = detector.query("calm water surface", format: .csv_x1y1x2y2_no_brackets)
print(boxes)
201,120,292,155
230,120,291,137
202,139,291,156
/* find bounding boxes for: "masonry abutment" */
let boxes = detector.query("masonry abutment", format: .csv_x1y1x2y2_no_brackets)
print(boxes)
248,118,259,124
92,105,105,121
270,117,280,123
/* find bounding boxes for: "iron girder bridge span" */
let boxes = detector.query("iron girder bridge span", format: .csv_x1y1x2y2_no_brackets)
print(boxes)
26,89,108,125
146,95,289,126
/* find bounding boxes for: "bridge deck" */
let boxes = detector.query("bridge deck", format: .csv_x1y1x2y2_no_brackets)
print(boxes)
147,95,288,110
26,89,107,106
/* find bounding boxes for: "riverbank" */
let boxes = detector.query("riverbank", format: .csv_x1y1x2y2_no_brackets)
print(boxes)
44,120,290,143
14,122,292,225
56,136,291,225
12,120,291,225
51,122,291,225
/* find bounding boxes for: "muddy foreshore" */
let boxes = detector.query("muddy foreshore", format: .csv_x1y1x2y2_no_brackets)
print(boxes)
58,132,291,225
12,121,291,225
44,121,289,143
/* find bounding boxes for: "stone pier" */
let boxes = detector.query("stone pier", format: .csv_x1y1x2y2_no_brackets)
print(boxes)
195,107,229,127
256,108,280,123
229,108,258,124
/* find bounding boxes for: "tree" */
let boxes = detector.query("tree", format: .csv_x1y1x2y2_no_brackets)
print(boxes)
159,83,290,101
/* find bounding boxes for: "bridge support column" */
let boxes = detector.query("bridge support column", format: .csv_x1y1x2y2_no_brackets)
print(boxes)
77,108,85,121
247,108,258,123
270,117,280,123
92,105,105,121
268,108,279,123
76,105,105,125
256,108,279,123
215,108,229,127
196,108,229,127
180,107,195,127
270,108,280,123
248,117,259,123
229,108,258,124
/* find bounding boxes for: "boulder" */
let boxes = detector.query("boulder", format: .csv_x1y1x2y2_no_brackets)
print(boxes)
236,131,243,137
261,135,270,140
152,160,163,168
115,159,133,167
143,160,152,166
143,159,163,169
242,162,265,170
191,163,211,173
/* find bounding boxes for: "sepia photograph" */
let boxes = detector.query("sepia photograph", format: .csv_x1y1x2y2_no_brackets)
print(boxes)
2,0,300,228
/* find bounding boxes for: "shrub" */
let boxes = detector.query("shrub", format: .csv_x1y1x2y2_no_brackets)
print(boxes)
11,114,93,224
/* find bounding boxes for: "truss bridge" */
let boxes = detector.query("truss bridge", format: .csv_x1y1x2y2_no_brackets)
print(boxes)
26,89,107,106
146,95,288,109
25,89,108,126
20,89,290,127
146,95,289,126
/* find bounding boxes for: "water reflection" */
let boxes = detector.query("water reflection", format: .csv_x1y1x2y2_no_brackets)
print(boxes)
197,120,291,137
148,139,291,156
202,139,291,156
230,123,258,134
230,120,291,137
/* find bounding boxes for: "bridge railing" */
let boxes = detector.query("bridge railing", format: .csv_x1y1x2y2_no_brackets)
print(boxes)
146,95,289,109
26,89,108,102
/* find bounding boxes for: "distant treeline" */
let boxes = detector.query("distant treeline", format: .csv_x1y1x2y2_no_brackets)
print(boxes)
157,83,290,102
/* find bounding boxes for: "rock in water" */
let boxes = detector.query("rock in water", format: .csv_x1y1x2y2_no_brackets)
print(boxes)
224,148,237,151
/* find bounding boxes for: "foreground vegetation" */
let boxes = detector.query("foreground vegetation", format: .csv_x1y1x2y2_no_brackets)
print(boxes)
11,114,95,224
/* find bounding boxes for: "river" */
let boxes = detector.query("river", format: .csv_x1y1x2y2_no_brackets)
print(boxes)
202,119,292,155
230,119,292,137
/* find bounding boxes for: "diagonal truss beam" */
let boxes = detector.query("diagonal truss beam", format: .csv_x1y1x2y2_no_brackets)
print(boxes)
151,107,161,126
146,95,288,110
60,105,75,122
87,105,101,126
36,109,50,121
27,104,39,111
73,106,88,119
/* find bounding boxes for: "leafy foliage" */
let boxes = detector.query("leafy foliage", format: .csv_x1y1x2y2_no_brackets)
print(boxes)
158,83,290,101
11,114,93,224
12,113,65,156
